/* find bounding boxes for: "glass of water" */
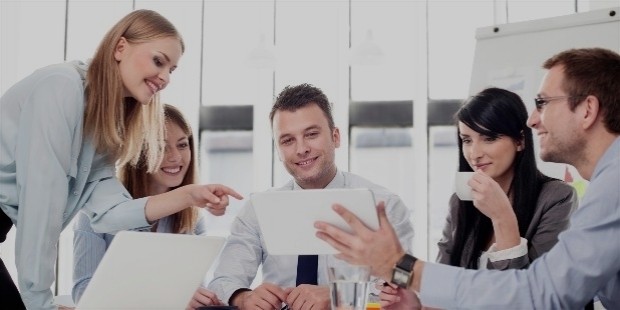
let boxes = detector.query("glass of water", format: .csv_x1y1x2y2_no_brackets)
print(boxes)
326,255,371,310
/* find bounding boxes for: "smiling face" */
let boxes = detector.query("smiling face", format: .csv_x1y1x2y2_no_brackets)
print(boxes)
458,121,522,188
273,103,340,189
114,36,182,104
148,121,191,194
527,65,584,165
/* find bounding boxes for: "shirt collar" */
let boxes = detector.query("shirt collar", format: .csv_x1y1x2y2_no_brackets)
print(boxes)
292,169,344,190
591,136,620,180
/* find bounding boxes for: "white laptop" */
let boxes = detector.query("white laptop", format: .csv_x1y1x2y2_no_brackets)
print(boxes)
77,231,225,310
252,188,378,255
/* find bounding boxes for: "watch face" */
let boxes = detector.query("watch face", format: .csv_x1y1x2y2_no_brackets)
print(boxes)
393,269,410,287
392,254,417,288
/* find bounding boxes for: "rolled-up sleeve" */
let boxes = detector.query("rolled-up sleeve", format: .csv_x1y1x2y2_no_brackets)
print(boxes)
207,202,263,304
383,193,415,252
80,173,150,233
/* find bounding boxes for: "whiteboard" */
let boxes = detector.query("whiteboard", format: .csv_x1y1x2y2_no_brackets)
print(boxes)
469,7,620,180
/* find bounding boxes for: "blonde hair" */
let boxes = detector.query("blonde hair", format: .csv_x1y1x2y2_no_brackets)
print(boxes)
84,9,185,173
118,104,198,234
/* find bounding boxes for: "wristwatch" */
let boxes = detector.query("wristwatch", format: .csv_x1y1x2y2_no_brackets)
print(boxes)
391,253,417,288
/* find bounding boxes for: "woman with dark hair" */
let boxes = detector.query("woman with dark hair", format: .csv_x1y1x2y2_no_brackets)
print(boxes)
444,87,578,270
379,87,578,308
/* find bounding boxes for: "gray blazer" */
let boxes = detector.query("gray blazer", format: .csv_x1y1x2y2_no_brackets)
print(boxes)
437,179,578,270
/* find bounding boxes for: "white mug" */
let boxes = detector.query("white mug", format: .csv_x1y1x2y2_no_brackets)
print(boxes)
454,171,475,201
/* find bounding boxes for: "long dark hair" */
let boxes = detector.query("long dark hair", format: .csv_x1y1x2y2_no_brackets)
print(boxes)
450,87,552,269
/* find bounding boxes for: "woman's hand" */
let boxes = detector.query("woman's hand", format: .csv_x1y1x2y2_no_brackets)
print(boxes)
469,172,513,220
186,184,243,216
469,172,520,250
378,282,401,308
378,282,422,310
145,184,243,222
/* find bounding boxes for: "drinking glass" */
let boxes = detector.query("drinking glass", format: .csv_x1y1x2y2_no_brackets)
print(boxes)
326,255,371,310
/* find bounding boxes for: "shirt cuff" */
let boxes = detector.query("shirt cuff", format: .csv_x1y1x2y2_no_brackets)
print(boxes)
89,197,151,233
419,262,459,309
486,237,528,262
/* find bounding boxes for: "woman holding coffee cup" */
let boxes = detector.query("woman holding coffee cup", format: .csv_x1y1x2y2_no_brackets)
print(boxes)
379,87,579,309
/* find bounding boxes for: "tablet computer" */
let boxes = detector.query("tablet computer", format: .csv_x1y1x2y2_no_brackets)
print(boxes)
77,231,225,309
251,188,378,255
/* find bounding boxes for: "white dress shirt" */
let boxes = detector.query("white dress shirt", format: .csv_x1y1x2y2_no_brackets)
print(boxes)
208,170,415,304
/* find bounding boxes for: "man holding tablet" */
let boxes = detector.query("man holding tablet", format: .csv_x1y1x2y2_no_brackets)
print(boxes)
315,48,620,309
206,84,414,310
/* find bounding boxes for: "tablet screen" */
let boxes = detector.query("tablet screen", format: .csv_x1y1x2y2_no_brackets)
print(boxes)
252,188,378,255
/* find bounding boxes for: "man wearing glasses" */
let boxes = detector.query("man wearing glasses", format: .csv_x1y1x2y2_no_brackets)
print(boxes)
316,47,620,309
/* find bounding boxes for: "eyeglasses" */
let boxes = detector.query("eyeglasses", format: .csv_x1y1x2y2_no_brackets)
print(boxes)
534,95,585,111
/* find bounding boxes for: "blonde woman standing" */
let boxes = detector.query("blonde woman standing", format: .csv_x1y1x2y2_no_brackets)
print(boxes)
0,10,241,310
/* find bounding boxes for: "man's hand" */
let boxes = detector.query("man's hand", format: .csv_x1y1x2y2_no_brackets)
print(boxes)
315,202,404,281
186,287,223,310
284,284,330,310
233,283,288,310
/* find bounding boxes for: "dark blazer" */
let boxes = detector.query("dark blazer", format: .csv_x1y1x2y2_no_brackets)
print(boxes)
437,179,578,270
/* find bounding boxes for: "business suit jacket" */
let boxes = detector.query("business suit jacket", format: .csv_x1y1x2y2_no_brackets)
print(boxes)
437,179,578,270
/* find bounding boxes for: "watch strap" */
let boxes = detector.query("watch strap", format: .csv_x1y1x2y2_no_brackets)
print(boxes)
396,253,417,271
